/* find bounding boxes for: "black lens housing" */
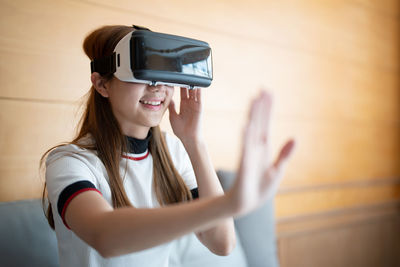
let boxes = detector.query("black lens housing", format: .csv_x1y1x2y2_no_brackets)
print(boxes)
130,30,213,88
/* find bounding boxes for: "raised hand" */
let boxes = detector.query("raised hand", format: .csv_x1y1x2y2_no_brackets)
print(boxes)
168,87,203,145
228,90,295,217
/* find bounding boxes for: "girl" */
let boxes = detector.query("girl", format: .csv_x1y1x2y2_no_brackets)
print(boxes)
42,25,295,267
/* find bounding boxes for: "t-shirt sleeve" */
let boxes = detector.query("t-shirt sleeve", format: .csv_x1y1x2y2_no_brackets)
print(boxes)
45,146,102,229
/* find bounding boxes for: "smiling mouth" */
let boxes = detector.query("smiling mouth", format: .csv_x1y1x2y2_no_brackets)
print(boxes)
139,100,164,106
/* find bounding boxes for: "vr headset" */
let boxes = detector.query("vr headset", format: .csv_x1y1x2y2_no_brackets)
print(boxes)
91,25,213,88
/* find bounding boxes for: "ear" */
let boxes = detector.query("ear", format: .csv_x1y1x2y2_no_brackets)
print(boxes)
91,72,109,98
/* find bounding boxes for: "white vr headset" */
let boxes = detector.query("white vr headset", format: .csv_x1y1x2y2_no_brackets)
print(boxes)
91,25,213,88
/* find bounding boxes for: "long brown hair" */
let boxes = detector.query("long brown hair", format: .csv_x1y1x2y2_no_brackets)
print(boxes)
41,25,192,229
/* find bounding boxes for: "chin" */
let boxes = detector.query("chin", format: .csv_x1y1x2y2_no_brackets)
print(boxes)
145,120,162,128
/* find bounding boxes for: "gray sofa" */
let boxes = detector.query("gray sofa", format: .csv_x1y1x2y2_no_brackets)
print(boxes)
0,170,279,267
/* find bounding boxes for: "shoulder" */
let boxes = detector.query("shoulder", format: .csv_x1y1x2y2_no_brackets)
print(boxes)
45,138,102,196
46,137,99,169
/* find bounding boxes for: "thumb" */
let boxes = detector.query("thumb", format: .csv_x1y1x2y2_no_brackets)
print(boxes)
168,99,178,120
273,139,296,171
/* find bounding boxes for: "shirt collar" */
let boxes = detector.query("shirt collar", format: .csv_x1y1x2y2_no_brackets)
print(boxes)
125,130,152,154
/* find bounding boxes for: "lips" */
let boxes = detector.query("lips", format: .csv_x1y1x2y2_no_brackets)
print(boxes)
139,100,163,106
139,98,165,111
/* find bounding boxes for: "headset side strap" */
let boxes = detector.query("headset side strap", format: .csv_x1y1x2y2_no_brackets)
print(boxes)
90,52,116,75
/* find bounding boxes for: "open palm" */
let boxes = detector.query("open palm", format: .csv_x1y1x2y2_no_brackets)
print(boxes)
230,91,295,216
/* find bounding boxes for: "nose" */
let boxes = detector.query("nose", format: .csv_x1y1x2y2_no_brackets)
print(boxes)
148,84,166,92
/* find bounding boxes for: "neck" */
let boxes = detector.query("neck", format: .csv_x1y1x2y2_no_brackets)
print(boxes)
121,125,151,139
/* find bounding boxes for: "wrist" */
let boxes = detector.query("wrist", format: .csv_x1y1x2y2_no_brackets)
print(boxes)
180,137,205,152
221,190,240,218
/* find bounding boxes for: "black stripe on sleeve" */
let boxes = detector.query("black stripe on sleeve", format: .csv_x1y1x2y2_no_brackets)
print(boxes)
57,180,98,218
191,187,199,199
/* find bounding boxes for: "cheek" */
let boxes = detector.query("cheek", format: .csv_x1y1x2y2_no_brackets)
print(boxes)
108,89,141,113
108,92,127,110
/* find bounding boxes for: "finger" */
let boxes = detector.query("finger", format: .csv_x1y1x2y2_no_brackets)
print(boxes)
253,92,265,142
240,96,259,159
260,90,272,145
248,93,262,124
260,139,296,193
188,88,196,100
273,139,296,171
248,97,258,122
195,88,202,103
241,119,252,154
180,87,188,100
245,94,263,145
168,99,178,119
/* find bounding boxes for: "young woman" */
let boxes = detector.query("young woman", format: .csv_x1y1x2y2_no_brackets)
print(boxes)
42,25,295,267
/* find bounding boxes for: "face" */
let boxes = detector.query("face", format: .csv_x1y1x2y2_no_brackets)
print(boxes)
104,77,174,138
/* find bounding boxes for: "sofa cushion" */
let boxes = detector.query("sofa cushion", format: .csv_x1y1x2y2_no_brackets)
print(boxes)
0,199,59,267
170,170,279,267
217,170,279,267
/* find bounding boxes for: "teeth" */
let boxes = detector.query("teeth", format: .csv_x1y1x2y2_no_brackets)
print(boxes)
141,100,162,106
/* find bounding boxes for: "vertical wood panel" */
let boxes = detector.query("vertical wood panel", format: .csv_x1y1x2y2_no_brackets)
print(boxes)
0,0,399,265
0,99,78,201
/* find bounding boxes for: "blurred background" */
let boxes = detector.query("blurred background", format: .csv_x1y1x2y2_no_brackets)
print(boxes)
0,0,399,266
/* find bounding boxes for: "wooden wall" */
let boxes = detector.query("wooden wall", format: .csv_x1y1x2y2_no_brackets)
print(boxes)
1,0,399,266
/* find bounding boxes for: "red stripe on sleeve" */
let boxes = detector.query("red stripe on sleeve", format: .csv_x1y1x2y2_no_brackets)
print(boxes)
61,188,102,230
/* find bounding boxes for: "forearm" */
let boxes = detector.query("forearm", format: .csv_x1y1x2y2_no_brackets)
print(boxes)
182,140,236,254
95,194,233,257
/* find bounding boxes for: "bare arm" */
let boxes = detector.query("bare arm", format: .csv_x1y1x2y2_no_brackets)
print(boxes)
65,189,234,258
169,88,235,255
183,140,236,255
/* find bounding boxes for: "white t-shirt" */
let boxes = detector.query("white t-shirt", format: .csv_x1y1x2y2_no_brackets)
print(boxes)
46,132,197,267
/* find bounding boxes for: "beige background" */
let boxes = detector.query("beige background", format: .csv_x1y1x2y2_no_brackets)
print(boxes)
1,0,399,266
